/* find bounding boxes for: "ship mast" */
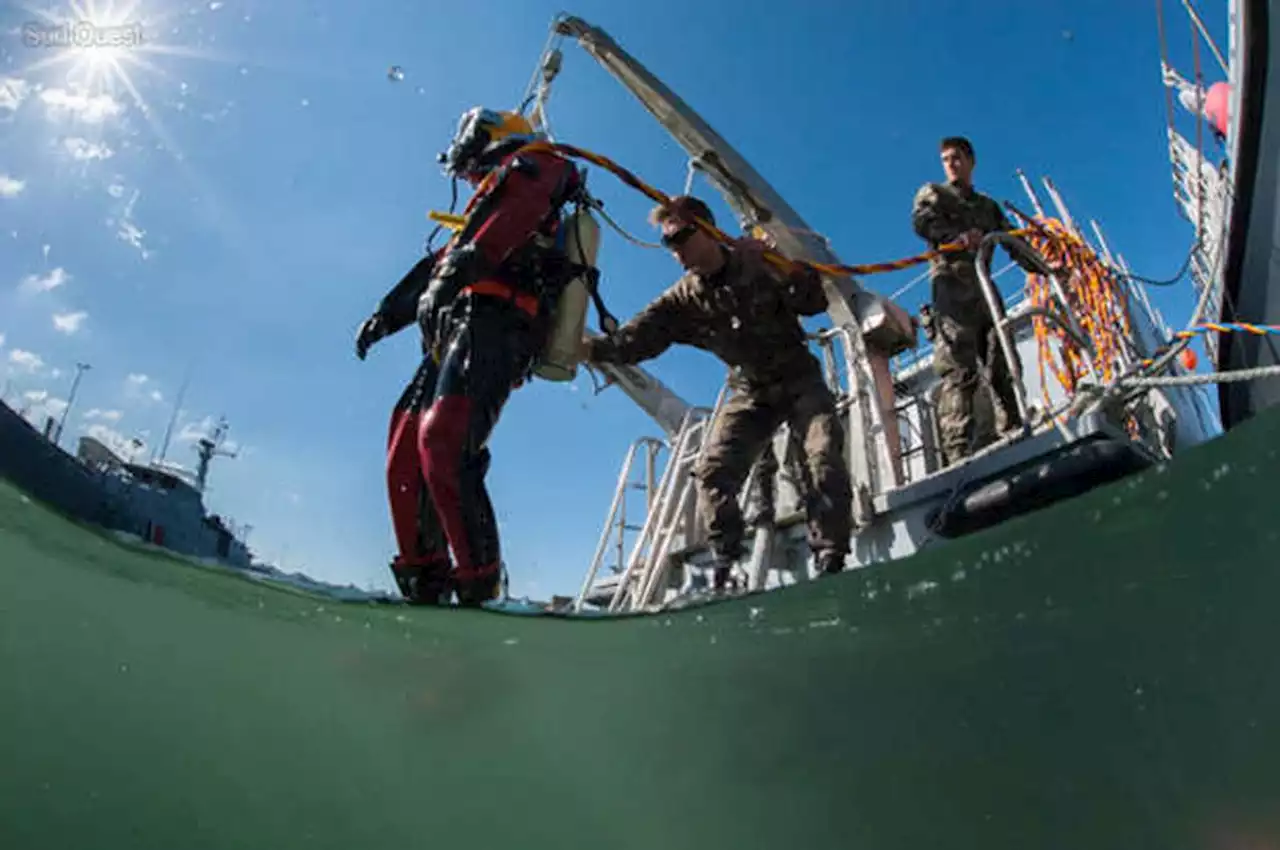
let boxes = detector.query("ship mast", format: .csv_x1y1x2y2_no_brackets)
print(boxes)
153,368,190,465
194,416,237,493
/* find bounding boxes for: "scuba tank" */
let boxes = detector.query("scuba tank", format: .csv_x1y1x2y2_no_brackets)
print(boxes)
535,205,601,382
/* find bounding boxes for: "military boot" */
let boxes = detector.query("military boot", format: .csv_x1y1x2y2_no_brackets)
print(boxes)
709,542,747,595
815,550,848,577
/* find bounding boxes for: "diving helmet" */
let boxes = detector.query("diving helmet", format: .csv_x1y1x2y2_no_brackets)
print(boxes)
438,107,538,179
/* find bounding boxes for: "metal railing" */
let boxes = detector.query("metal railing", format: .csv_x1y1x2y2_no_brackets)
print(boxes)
572,435,666,611
598,388,727,612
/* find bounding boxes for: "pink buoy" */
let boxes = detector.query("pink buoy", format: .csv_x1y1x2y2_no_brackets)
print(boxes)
1204,81,1230,137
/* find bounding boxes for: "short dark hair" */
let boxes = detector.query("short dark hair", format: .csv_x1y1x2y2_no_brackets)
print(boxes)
650,194,715,228
940,136,975,162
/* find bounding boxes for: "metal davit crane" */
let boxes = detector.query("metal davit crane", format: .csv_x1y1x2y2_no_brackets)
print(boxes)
521,13,918,497
512,14,933,610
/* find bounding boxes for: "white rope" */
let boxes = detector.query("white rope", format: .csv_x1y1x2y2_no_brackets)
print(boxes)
595,202,662,250
889,259,1019,301
1117,363,1280,388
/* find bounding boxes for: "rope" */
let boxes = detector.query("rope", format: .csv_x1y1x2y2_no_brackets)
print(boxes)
454,136,1280,424
1141,323,1280,368
1010,213,1135,418
1155,0,1180,191
1116,363,1280,388
1191,5,1207,257
594,202,663,250
491,139,1027,280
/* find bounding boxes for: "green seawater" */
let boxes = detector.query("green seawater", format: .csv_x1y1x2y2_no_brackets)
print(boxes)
2,410,1278,849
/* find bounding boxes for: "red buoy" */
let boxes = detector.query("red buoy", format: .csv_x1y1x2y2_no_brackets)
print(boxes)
1204,81,1230,138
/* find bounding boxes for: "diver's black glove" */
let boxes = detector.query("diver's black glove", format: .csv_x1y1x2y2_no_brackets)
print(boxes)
355,314,388,360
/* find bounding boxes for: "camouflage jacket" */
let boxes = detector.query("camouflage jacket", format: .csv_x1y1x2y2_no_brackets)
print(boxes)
911,181,1040,323
585,245,828,392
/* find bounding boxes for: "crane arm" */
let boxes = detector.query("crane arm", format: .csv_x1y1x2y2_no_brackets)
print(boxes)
550,14,914,353
591,360,703,439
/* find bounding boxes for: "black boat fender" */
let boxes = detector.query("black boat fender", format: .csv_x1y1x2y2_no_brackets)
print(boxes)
928,438,1154,538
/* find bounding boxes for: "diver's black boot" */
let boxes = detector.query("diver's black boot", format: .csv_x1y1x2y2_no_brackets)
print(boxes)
453,562,502,608
390,557,452,605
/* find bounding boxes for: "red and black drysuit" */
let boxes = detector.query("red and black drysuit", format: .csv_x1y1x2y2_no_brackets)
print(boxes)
356,141,584,605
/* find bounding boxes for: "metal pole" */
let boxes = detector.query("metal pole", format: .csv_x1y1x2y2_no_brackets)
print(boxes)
54,361,90,447
1015,169,1047,218
1177,0,1230,76
154,369,190,465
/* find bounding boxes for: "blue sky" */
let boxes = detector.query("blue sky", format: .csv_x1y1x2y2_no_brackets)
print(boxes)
0,0,1228,599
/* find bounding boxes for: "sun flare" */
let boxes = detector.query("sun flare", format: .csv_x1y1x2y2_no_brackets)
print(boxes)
18,0,147,93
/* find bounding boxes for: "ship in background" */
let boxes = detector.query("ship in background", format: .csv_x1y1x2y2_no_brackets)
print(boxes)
0,388,388,602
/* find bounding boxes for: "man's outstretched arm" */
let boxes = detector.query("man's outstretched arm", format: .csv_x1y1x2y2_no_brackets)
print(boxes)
585,288,690,367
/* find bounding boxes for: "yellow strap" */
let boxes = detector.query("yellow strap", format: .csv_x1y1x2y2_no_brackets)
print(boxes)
428,210,467,231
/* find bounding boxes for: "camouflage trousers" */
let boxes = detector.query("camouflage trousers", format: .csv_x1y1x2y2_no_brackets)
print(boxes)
932,312,1024,466
693,373,853,561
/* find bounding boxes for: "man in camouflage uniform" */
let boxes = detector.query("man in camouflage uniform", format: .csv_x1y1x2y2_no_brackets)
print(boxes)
582,195,852,589
912,136,1043,467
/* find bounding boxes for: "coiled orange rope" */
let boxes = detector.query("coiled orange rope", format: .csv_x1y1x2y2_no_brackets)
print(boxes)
1014,215,1137,422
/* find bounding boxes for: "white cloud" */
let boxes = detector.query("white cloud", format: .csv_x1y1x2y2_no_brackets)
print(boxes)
118,218,149,258
84,408,123,422
176,415,241,454
123,373,163,404
0,332,5,348
52,311,88,334
39,88,124,124
0,77,30,114
178,416,214,442
20,390,68,427
8,349,43,372
0,174,24,197
19,267,70,292
112,188,150,259
63,138,113,161
84,423,146,461
107,182,125,198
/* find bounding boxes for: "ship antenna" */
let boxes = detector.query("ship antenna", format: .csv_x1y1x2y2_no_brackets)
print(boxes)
154,363,193,465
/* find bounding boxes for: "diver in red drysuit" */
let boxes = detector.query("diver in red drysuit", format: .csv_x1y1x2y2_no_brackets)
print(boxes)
355,107,584,606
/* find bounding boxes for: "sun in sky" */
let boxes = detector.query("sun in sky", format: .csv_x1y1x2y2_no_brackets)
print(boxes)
17,0,159,96
13,0,224,124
